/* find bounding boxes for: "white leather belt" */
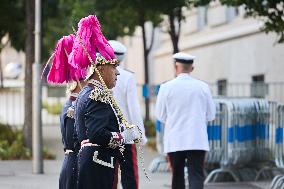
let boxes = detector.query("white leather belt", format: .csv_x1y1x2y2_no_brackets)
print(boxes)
65,149,74,155
80,142,114,169
81,143,99,148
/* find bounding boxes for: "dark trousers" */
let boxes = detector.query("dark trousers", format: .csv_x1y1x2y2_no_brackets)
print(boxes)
168,150,206,189
77,146,118,189
59,153,77,189
120,144,139,189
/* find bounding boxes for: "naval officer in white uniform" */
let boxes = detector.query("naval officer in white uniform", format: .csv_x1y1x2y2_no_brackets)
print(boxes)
110,40,147,189
155,52,215,189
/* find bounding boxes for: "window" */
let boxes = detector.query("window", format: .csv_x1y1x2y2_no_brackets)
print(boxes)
226,6,238,22
251,74,268,98
197,6,208,30
217,79,227,96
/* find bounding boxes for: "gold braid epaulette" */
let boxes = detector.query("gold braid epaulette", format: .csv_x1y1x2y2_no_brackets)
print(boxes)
89,87,112,104
67,107,75,118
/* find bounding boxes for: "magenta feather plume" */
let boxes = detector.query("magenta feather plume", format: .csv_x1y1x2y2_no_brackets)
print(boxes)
91,16,115,60
68,15,115,73
47,34,85,83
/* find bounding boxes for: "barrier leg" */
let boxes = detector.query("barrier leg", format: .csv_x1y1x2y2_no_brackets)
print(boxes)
273,175,284,189
270,175,283,189
205,167,240,184
148,155,170,173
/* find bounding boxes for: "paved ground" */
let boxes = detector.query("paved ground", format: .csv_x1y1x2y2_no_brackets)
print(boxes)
0,159,271,189
0,125,272,189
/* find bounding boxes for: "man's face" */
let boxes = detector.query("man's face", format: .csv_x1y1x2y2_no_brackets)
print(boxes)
99,64,120,89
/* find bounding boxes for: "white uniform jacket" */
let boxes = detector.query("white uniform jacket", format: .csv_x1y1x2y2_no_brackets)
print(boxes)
113,66,147,144
155,73,215,153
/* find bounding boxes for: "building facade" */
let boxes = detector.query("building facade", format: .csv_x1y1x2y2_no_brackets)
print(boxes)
120,2,284,118
1,2,284,120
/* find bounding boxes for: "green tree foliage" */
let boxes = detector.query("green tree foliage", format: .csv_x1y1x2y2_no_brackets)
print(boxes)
42,0,75,59
41,0,140,59
222,0,284,43
194,0,284,43
0,0,25,87
0,0,25,51
158,0,196,53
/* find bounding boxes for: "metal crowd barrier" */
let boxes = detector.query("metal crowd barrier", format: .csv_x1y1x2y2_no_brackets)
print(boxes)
206,101,222,166
274,104,284,168
205,98,272,183
269,104,284,189
148,120,170,173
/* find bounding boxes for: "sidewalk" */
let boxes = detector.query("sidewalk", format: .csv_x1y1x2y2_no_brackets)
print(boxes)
0,125,271,189
0,153,271,189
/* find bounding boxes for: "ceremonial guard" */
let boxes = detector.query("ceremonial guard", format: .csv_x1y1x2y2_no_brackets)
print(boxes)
69,15,141,189
59,80,85,189
155,52,216,189
44,34,87,189
110,40,147,189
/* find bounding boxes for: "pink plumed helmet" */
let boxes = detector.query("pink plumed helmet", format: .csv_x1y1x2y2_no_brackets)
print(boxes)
68,15,118,77
47,34,86,83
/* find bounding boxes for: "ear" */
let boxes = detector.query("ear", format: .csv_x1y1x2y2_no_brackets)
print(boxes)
191,66,194,72
174,64,178,70
75,80,80,89
97,65,104,73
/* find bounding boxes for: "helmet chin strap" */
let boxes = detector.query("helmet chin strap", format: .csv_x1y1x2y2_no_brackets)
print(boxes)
65,48,83,91
77,80,82,90
41,53,55,80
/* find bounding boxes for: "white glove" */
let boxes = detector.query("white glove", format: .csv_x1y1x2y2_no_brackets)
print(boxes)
140,135,148,145
121,125,141,143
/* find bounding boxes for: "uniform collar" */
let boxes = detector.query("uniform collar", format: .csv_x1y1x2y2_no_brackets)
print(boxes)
69,93,78,101
117,66,123,72
177,73,191,79
88,79,104,90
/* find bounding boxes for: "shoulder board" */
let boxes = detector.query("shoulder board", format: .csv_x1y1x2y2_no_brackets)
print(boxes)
159,80,171,87
89,87,112,104
124,68,134,74
161,80,170,84
194,77,209,85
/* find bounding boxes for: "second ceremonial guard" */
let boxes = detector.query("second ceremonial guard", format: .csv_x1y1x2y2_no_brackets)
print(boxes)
110,40,147,189
43,34,87,189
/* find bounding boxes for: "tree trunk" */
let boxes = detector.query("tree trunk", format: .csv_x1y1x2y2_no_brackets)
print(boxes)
0,42,9,88
140,15,150,121
23,0,35,150
0,55,3,88
168,8,182,54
